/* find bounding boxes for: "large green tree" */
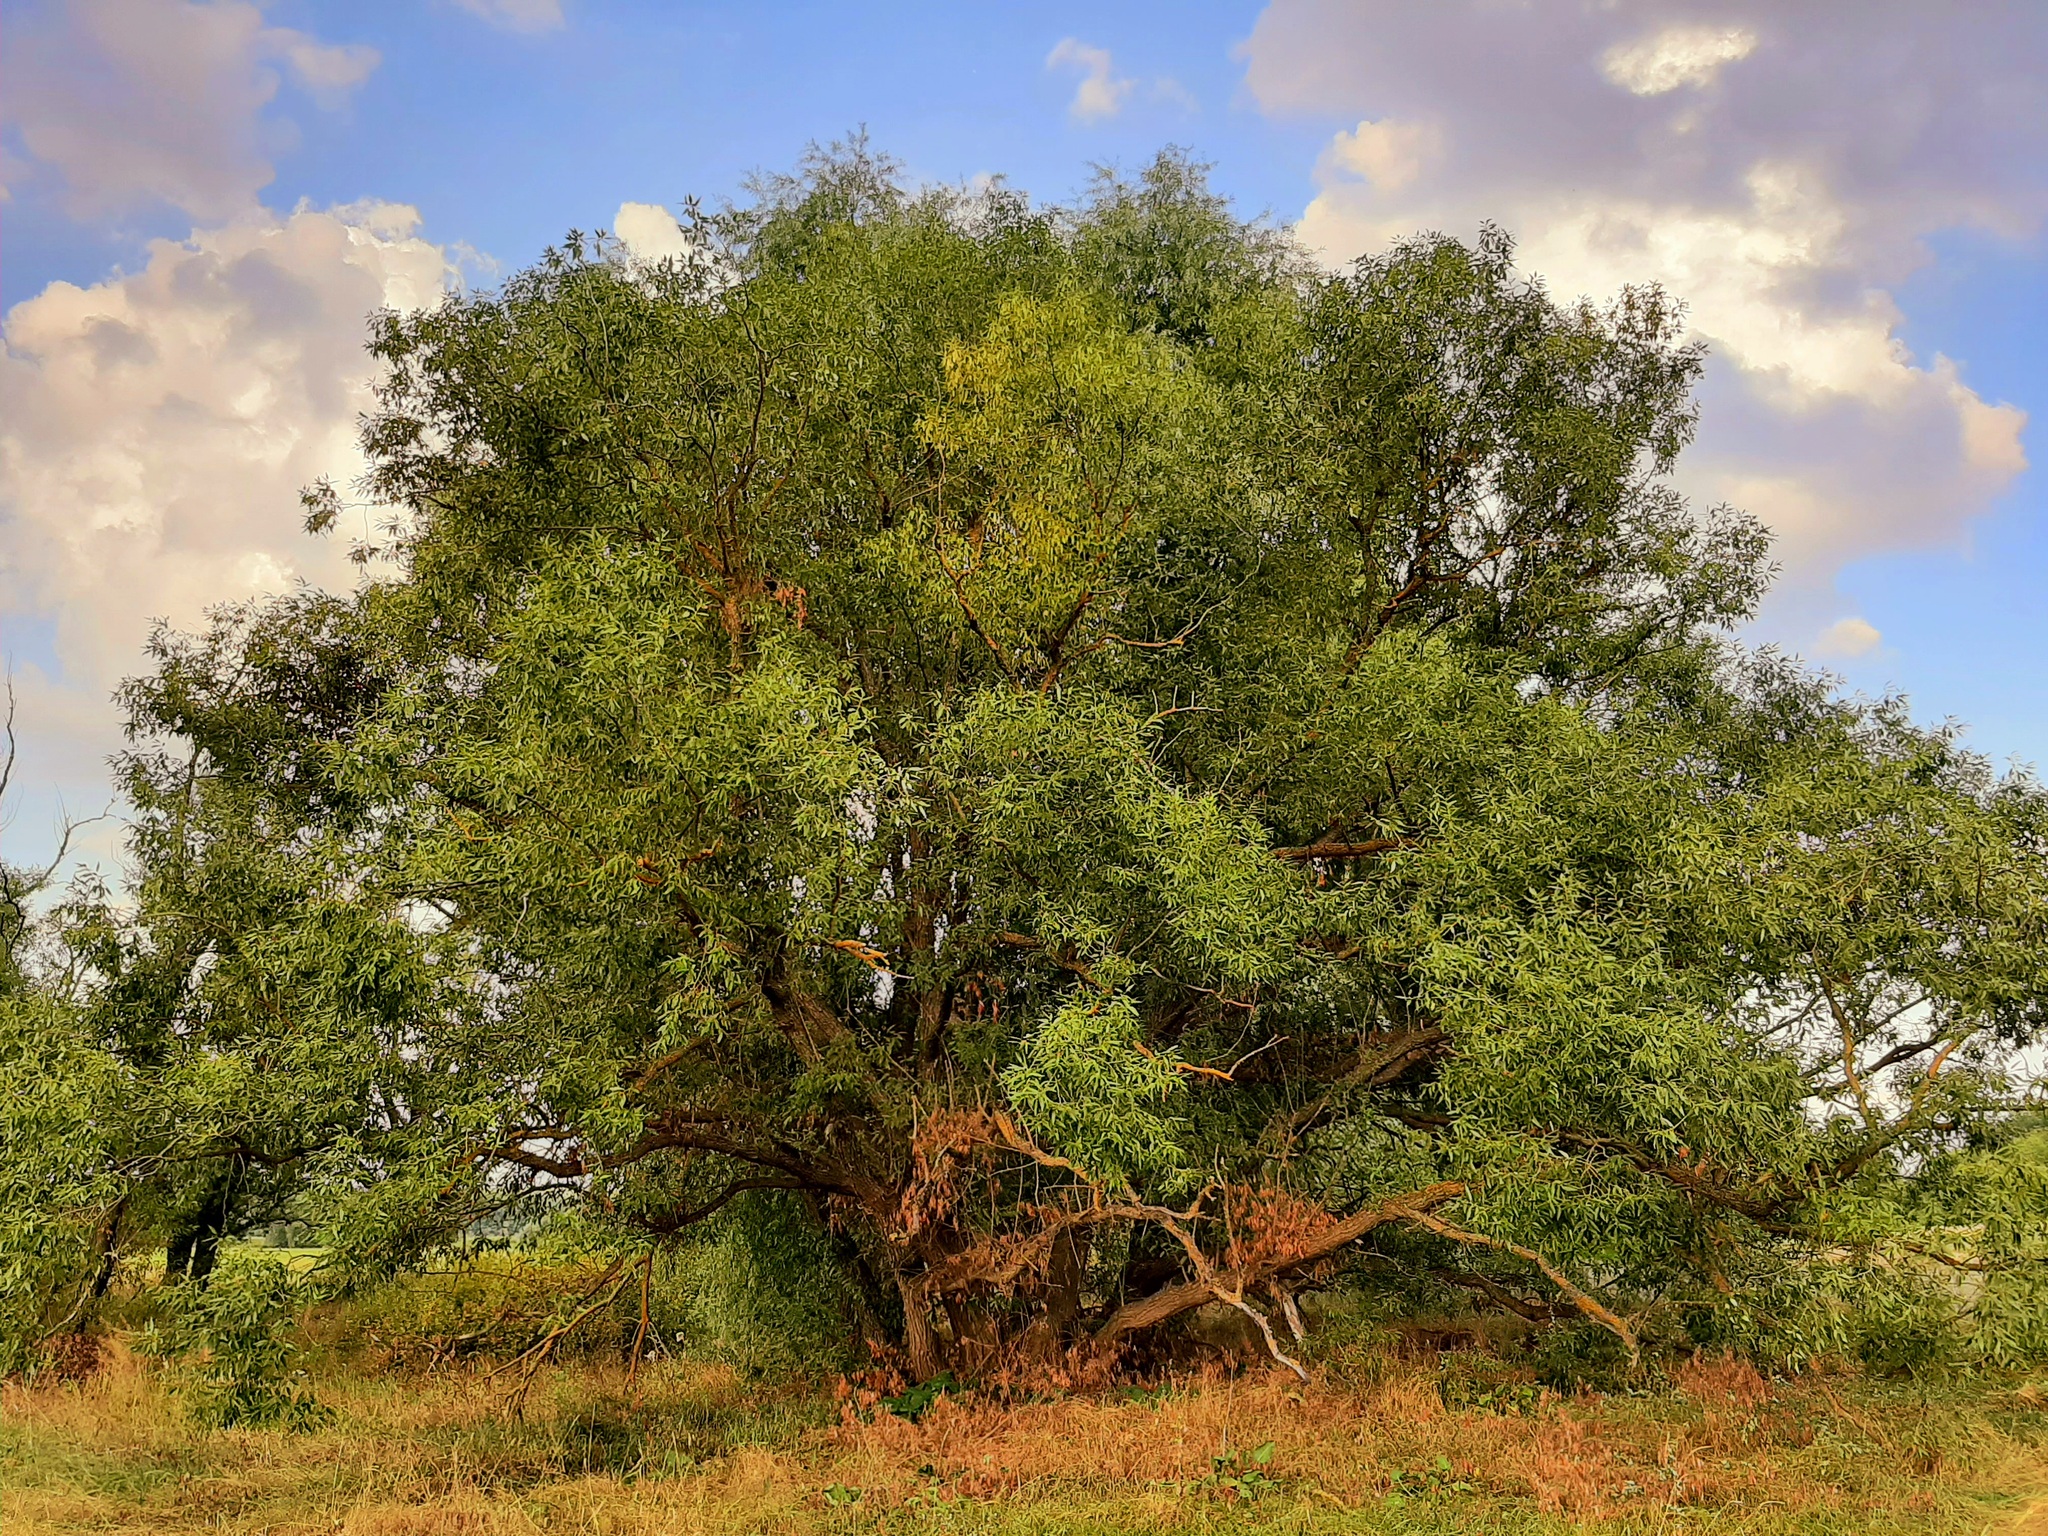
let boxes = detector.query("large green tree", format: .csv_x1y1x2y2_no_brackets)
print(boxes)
17,145,2048,1378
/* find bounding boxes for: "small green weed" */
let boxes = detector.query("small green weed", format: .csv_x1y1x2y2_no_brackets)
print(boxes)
1197,1439,1278,1501
882,1370,958,1421
1383,1452,1476,1508
1114,1381,1176,1408
1437,1350,1545,1414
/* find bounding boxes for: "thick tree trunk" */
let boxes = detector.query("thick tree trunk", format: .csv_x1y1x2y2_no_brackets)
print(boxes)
941,1292,1001,1369
1020,1226,1089,1364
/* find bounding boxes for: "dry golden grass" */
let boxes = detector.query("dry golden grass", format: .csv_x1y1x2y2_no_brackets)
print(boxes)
6,1339,2048,1534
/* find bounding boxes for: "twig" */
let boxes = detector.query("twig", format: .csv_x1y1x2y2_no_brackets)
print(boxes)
489,1255,635,1417
826,936,894,973
627,1250,655,1389
1139,1035,1287,1083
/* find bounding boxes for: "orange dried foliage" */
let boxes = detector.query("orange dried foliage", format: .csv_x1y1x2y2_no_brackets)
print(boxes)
35,1332,107,1383
1221,1183,1340,1274
825,1361,1887,1519
899,1108,1009,1239
1675,1350,1774,1410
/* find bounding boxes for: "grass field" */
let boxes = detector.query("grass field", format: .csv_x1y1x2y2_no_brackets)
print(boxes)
7,1337,2048,1535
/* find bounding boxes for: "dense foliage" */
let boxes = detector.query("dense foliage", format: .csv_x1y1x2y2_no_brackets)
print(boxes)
6,145,2047,1381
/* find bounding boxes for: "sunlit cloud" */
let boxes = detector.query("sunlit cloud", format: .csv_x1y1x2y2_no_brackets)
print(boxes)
1242,1,2046,625
613,201,692,264
3,0,379,220
0,202,458,860
1047,38,1137,124
1815,616,1882,659
1600,24,1757,97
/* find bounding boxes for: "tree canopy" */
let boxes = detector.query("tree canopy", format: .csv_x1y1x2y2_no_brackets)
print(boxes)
7,144,2048,1381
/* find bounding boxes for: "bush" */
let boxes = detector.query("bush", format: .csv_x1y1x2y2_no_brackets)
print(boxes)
666,1193,866,1378
313,1198,862,1382
151,1249,324,1428
320,1254,592,1367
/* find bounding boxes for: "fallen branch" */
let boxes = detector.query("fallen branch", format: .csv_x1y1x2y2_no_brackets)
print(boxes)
1433,1267,1558,1323
489,1255,637,1417
1218,1291,1309,1382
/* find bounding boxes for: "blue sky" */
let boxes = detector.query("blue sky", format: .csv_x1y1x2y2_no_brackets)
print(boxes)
3,0,2046,867
1852,231,2048,770
2,1,1322,304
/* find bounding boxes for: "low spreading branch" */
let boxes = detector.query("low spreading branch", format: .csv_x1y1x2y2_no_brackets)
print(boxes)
1402,1208,1638,1361
1093,1181,1466,1347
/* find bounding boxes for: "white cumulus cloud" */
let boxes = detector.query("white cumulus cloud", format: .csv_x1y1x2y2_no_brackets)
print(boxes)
3,0,380,220
614,202,693,264
1241,0,2045,624
0,203,458,859
1047,38,1136,124
1324,118,1441,194
1815,616,1882,659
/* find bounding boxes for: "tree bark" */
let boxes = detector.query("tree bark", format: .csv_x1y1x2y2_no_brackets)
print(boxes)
898,1274,944,1381
176,1156,244,1289
1019,1226,1089,1364
165,1227,196,1283
941,1291,1001,1367
87,1197,127,1305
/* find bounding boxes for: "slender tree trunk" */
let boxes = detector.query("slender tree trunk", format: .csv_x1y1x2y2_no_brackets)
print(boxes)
188,1217,226,1286
86,1197,128,1305
181,1156,244,1289
165,1228,197,1283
